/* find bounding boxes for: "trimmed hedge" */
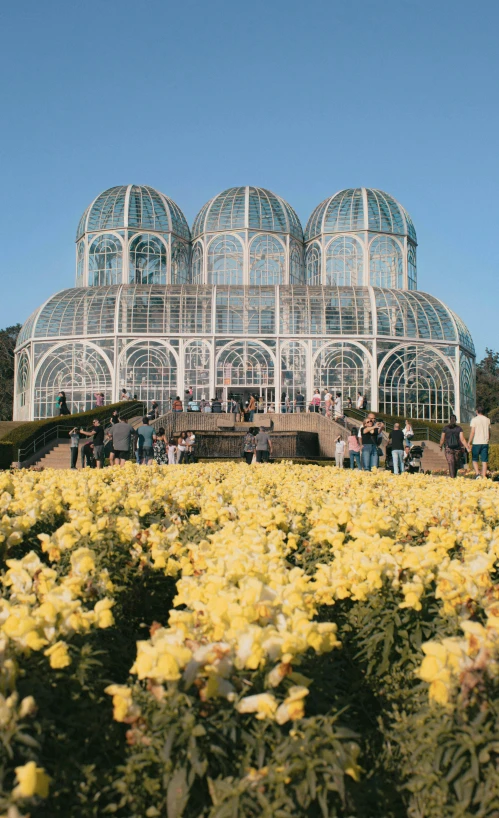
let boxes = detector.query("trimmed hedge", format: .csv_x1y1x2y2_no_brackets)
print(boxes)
0,401,145,469
489,444,499,471
346,408,444,435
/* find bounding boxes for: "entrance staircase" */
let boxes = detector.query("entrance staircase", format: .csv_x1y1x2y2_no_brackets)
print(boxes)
28,415,145,471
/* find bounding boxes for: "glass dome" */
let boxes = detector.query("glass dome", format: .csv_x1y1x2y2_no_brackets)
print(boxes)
305,188,417,243
76,185,190,241
192,187,303,240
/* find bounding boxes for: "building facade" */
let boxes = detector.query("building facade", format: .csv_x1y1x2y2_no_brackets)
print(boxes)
14,185,476,422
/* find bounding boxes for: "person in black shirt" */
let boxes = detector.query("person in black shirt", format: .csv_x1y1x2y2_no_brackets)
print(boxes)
360,417,381,471
389,423,406,475
439,415,470,478
80,419,105,469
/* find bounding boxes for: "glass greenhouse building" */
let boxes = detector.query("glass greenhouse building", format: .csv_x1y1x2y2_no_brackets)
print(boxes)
14,185,476,422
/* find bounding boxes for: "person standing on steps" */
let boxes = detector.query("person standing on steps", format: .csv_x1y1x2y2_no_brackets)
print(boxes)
57,391,70,415
80,418,105,468
248,394,256,422
467,406,491,479
172,396,183,413
440,415,469,478
295,391,305,413
334,392,343,422
68,426,80,469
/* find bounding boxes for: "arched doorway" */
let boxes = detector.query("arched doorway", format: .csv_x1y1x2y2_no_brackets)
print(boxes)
216,340,275,409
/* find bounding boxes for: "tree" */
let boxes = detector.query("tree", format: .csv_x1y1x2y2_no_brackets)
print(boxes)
0,324,21,420
476,348,499,415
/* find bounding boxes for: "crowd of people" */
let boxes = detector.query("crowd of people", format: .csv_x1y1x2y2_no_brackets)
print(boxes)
69,414,199,469
56,387,369,420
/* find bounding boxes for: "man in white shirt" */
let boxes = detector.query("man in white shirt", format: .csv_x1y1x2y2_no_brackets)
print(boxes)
468,406,491,479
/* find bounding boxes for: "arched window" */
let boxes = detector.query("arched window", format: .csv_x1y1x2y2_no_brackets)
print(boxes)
76,241,85,287
34,342,113,419
369,236,403,288
88,234,122,286
216,341,274,386
379,345,455,422
208,235,243,285
326,236,363,286
171,241,190,284
281,341,307,403
184,340,211,399
192,242,204,284
17,350,30,409
460,353,475,422
249,234,285,285
119,341,177,409
314,342,371,406
408,242,417,290
129,234,167,285
306,243,321,285
289,242,304,284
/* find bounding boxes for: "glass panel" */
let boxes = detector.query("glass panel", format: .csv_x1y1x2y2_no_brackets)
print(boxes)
369,236,403,288
216,341,274,386
281,341,307,404
184,340,211,399
379,345,455,421
129,234,167,285
88,234,122,286
408,242,417,290
314,342,371,406
171,241,190,284
208,234,243,285
87,187,127,232
249,234,285,285
305,243,321,285
34,342,113,419
326,236,363,286
119,341,177,410
192,242,204,284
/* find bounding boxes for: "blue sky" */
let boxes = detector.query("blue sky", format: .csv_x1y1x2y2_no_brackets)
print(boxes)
1,0,497,358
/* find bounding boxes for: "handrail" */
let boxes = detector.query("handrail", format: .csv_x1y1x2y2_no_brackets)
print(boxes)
17,401,145,464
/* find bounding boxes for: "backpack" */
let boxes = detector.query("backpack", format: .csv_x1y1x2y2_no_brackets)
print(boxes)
446,428,460,449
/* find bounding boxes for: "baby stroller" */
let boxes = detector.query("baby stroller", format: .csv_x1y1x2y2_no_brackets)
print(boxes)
405,443,425,474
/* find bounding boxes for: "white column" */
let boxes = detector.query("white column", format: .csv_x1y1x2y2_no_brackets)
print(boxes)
307,341,314,404
454,347,461,422
371,340,379,412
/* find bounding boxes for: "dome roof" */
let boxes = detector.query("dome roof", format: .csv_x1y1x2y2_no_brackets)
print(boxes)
305,188,417,243
192,186,303,241
16,284,474,355
76,185,190,241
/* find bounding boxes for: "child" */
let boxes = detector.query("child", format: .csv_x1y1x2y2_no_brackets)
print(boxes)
168,438,177,465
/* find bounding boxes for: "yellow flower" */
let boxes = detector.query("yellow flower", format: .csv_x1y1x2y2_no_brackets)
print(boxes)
104,684,136,722
44,641,71,669
12,761,50,799
235,693,278,720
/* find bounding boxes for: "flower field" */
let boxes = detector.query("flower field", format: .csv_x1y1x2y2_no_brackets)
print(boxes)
1,463,499,818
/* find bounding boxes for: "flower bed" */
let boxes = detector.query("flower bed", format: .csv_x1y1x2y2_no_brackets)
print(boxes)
1,463,499,817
